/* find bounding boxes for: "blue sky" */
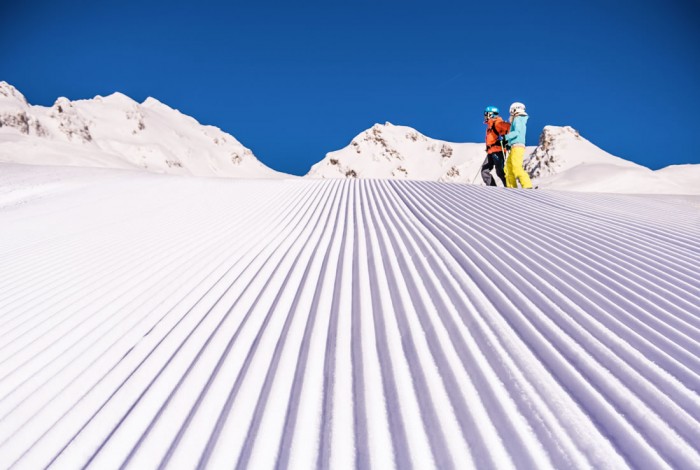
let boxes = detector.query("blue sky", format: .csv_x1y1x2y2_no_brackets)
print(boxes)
2,0,699,175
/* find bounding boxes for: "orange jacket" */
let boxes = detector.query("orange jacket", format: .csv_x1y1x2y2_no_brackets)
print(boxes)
485,117,511,154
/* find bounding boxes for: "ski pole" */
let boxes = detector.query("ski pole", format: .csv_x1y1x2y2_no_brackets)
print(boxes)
500,138,509,159
499,138,509,186
471,163,482,184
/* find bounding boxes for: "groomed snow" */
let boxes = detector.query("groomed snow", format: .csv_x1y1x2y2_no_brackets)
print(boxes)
0,163,699,469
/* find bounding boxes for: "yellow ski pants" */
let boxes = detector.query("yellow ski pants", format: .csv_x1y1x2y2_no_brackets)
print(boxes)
505,145,532,189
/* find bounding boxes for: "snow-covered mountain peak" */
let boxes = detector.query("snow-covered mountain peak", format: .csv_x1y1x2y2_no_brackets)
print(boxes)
50,97,83,118
138,97,201,128
348,122,433,161
141,96,169,109
525,125,638,178
544,125,580,139
0,82,290,178
0,82,30,112
307,122,483,181
0,81,28,106
361,122,431,147
141,96,176,112
96,92,137,107
0,83,46,136
522,125,700,194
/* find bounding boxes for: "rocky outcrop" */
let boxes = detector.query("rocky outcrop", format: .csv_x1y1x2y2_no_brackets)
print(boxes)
525,126,581,178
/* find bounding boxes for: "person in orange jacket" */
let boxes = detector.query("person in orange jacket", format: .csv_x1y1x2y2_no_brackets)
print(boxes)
481,105,510,186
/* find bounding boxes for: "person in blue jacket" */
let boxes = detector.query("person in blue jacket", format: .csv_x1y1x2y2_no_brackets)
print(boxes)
504,102,533,189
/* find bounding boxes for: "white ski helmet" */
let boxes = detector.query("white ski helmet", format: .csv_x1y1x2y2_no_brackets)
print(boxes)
509,102,527,116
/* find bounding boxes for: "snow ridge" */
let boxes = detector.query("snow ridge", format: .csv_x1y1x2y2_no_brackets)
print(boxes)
306,122,488,183
3,81,699,193
306,122,700,195
524,125,637,178
0,81,286,178
523,126,700,194
1,167,699,469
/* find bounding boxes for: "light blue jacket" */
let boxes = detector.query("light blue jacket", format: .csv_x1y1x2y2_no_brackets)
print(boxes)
505,114,528,146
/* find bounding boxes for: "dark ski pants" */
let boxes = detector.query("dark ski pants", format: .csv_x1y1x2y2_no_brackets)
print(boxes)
481,151,506,186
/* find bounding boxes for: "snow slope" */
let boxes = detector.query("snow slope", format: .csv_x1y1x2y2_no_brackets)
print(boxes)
1,163,699,469
525,126,638,177
0,82,288,178
526,126,700,195
656,164,700,191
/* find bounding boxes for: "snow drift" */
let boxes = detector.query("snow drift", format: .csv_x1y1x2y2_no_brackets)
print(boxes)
1,164,699,469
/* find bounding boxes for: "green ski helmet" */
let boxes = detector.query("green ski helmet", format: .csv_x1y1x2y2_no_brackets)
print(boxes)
484,105,499,120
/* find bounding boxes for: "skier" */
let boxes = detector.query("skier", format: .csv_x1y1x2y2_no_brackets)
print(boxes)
481,105,509,186
504,102,533,189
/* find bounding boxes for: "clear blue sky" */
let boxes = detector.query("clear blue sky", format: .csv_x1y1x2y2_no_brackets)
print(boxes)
2,0,699,175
